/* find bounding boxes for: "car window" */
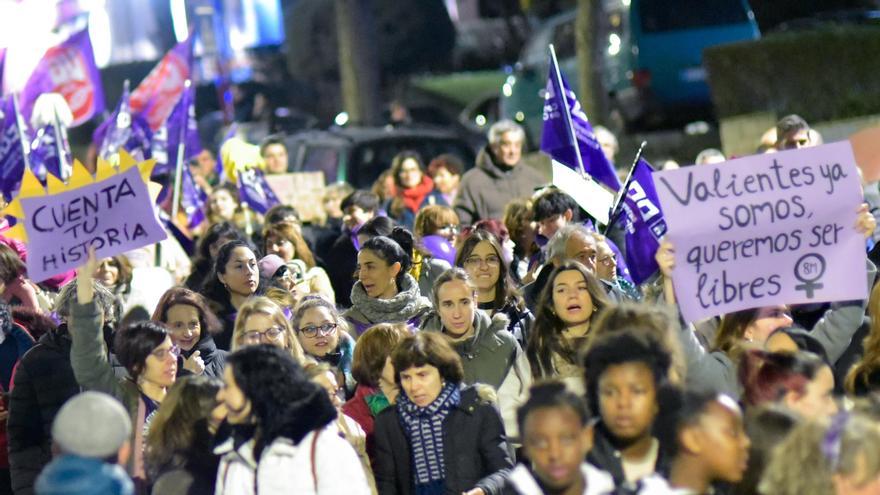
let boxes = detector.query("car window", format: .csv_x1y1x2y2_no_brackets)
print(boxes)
640,0,749,33
301,146,340,182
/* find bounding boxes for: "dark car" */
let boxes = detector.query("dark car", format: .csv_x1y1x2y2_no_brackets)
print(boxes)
283,126,478,189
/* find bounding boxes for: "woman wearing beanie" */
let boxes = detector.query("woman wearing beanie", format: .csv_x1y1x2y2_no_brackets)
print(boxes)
343,229,432,336
373,332,513,495
214,345,370,494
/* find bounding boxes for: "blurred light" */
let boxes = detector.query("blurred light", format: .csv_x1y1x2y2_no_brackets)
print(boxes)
515,111,525,122
608,33,621,56
622,0,631,6
502,82,513,97
685,121,711,136
475,114,487,127
170,0,189,43
334,112,350,126
89,4,112,68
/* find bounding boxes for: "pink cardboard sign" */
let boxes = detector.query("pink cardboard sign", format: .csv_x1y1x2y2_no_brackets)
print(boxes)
19,166,167,282
654,141,867,322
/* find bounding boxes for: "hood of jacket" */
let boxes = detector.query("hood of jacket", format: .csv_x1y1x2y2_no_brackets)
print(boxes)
348,273,432,325
35,455,134,495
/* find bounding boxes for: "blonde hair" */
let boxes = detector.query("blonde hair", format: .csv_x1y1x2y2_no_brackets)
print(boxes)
846,282,880,394
759,414,880,495
413,205,459,239
232,296,305,363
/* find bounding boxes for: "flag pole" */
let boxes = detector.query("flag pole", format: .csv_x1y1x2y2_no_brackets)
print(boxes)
52,107,71,180
603,140,647,235
171,80,191,220
549,43,588,179
11,94,31,171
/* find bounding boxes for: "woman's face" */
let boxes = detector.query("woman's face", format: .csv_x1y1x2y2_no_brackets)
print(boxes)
94,258,119,288
399,364,443,408
266,233,295,262
786,365,838,420
696,398,750,483
297,306,340,358
357,249,398,299
597,361,658,443
218,365,251,425
743,306,793,345
552,270,594,327
209,189,237,220
140,336,178,389
437,279,475,339
240,313,287,349
218,247,259,297
379,357,399,404
462,241,501,293
398,158,423,189
165,304,201,352
313,370,344,408
432,167,460,195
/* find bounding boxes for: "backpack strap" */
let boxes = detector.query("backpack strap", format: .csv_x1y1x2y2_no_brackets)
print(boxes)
311,429,321,492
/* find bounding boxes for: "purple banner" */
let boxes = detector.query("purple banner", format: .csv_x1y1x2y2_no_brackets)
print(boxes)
20,29,105,127
654,141,867,322
19,166,167,282
237,168,279,215
0,96,27,200
95,85,153,161
619,158,667,285
541,56,621,192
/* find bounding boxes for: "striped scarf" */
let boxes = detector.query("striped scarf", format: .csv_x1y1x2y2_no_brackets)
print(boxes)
397,382,461,494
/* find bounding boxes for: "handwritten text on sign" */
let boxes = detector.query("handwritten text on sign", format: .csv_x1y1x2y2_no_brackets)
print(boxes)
654,141,866,322
20,166,167,282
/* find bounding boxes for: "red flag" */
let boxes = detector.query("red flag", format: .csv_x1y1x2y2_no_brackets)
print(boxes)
130,36,194,131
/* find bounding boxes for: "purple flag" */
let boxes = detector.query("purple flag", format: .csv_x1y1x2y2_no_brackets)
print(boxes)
130,36,194,131
153,82,200,177
0,48,6,94
19,29,105,127
29,124,70,179
0,96,29,200
237,168,279,215
94,85,153,161
541,57,621,192
617,158,667,284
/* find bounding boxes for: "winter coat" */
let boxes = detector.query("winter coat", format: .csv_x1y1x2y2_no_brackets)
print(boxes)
421,310,532,441
386,189,448,231
150,453,218,495
310,331,356,395
69,301,151,492
677,260,877,398
8,326,80,495
324,231,359,308
373,385,513,495
453,147,546,226
587,421,669,492
499,463,615,495
479,301,534,349
178,335,227,379
35,454,133,495
342,385,393,467
417,257,451,302
344,274,432,336
214,427,371,495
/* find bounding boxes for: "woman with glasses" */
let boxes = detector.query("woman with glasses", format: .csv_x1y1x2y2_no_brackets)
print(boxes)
262,222,335,303
231,297,305,364
69,248,180,491
344,229,432,336
151,288,227,378
201,240,262,350
292,297,356,397
457,229,534,348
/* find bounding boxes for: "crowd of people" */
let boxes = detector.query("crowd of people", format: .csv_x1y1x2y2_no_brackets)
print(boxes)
0,115,879,495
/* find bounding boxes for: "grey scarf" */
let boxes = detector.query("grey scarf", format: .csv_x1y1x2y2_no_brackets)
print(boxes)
349,273,431,325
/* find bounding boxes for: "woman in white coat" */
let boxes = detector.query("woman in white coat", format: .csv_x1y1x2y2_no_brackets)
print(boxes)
214,344,370,494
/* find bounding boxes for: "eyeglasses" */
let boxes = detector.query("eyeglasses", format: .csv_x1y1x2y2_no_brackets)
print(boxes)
437,224,459,233
151,345,181,361
242,327,285,344
598,254,616,267
464,255,501,269
299,323,338,338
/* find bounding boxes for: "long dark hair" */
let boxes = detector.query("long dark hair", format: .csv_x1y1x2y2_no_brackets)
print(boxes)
226,345,336,458
527,261,610,378
192,222,247,273
201,240,260,310
360,228,414,288
455,229,523,312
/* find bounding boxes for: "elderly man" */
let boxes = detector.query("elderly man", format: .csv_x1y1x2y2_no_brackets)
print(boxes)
454,120,546,225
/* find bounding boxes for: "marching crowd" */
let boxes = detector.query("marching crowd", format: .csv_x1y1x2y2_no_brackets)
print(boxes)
0,116,879,495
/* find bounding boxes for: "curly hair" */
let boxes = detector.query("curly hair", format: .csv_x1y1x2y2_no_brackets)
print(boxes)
527,261,610,378
760,413,880,495
392,332,464,387
54,279,121,326
226,345,337,458
145,375,222,476
0,243,24,285
351,323,410,387
152,287,222,336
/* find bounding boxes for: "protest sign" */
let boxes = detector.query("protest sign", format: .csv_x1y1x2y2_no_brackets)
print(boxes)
654,141,866,322
2,152,167,282
265,172,327,223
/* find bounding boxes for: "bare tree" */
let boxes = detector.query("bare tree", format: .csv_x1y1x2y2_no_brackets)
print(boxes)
575,0,600,119
335,0,381,125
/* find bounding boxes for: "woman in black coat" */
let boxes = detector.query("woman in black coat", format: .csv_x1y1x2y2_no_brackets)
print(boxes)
373,332,512,495
151,288,227,378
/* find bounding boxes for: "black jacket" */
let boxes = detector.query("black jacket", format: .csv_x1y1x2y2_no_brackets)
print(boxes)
178,335,228,379
324,232,358,308
373,386,513,495
586,421,669,493
8,327,81,495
